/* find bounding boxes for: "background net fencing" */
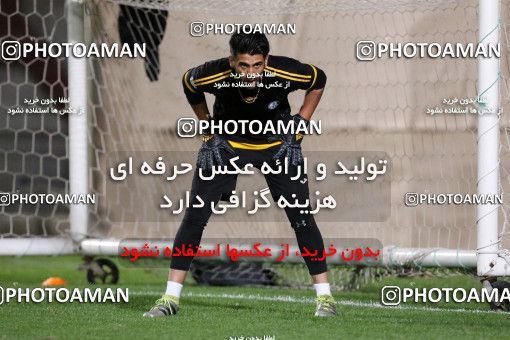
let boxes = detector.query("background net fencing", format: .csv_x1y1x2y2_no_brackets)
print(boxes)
0,0,69,238
84,0,510,248
1,0,510,288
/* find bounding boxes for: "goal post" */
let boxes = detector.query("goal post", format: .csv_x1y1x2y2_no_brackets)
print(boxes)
68,0,89,244
477,0,508,277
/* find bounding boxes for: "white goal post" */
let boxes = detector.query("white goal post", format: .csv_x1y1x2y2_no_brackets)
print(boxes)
477,0,510,277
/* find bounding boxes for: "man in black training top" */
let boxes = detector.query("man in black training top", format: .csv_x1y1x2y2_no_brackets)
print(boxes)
144,32,336,318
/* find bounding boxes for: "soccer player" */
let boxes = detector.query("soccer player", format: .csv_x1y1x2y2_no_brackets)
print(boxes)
144,32,336,317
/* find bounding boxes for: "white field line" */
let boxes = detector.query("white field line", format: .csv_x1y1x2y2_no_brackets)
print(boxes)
130,290,500,314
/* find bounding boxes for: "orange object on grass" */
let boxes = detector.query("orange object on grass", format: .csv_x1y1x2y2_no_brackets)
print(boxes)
41,277,67,287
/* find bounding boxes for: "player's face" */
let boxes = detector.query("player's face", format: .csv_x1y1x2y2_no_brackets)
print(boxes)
229,53,267,88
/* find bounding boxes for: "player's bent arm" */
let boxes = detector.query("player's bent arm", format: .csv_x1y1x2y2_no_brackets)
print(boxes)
191,101,210,121
298,87,324,121
182,70,210,120
182,70,205,104
181,58,230,111
298,65,326,120
268,57,327,120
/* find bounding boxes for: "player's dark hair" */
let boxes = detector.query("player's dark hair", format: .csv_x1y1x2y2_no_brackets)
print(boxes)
229,33,270,57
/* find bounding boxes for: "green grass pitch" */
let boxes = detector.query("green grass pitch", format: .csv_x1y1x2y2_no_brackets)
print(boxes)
1,256,510,339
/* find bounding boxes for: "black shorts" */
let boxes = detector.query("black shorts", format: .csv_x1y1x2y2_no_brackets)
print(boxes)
170,142,328,275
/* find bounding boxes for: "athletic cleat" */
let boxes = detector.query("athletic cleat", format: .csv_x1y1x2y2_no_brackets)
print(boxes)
315,295,337,317
143,294,179,318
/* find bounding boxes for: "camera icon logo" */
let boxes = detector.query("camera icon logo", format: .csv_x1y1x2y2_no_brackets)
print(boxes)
381,286,401,306
356,40,376,61
177,118,197,138
404,193,419,207
0,193,11,206
190,22,205,37
2,41,21,61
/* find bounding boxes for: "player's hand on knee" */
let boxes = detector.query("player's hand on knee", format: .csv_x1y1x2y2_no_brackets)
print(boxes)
197,134,234,170
271,114,309,166
273,136,304,166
